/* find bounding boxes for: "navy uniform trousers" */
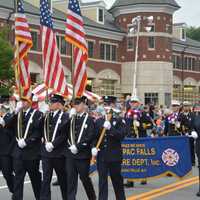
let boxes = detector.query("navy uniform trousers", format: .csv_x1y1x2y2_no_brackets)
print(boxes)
0,156,14,193
12,159,41,200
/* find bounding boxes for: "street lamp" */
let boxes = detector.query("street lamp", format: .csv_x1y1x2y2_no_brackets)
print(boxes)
129,16,154,97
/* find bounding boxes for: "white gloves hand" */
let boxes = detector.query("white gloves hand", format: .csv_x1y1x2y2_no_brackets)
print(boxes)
134,120,140,127
18,139,27,149
69,108,76,118
0,117,5,127
69,145,78,154
190,131,198,139
103,121,111,130
45,142,54,153
175,121,181,128
39,103,50,114
15,101,23,114
91,147,99,157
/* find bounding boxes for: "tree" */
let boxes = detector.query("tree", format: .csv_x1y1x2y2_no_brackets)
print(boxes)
0,26,14,95
186,26,200,42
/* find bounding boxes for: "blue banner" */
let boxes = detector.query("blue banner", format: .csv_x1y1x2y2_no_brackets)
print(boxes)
122,136,192,181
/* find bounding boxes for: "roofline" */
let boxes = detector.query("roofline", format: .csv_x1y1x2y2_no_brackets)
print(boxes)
109,2,181,12
173,40,200,49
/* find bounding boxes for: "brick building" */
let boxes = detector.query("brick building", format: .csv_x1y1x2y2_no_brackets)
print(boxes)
0,0,200,105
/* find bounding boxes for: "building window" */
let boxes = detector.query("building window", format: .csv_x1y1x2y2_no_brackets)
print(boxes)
100,44,105,60
56,35,60,48
188,57,192,70
166,24,172,34
112,45,117,61
181,28,186,41
145,93,159,105
192,58,196,71
100,79,116,96
173,55,176,68
31,31,38,51
30,73,37,83
177,56,181,68
61,36,67,54
184,57,188,70
148,24,155,32
148,37,155,49
88,41,94,58
106,44,111,60
56,35,67,55
100,43,117,61
127,37,134,50
98,8,104,23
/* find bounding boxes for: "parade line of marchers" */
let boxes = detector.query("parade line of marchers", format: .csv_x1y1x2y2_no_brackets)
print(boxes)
1,0,200,199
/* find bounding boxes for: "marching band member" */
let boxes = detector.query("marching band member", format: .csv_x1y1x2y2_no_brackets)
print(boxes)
2,96,43,200
40,94,68,200
0,95,14,196
92,96,126,200
64,96,96,200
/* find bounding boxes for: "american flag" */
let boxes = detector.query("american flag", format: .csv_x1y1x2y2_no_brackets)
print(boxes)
40,0,68,96
65,0,88,97
14,0,32,99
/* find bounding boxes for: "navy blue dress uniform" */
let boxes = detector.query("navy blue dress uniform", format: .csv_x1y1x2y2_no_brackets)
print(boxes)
4,104,43,200
94,105,126,200
190,104,200,196
40,95,68,200
64,97,96,200
179,110,195,165
0,110,14,194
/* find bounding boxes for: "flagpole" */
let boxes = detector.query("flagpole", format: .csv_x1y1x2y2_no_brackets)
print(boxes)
71,44,76,145
15,0,23,139
44,0,53,142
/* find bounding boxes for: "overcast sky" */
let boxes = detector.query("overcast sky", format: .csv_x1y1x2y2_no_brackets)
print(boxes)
82,0,200,27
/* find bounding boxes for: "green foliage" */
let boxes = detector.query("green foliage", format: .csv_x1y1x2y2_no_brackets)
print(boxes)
0,26,14,95
186,27,200,42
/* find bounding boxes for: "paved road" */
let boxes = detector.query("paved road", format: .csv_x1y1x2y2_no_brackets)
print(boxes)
0,167,199,199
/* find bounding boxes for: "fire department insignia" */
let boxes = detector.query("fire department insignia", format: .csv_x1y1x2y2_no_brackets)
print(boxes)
162,148,179,167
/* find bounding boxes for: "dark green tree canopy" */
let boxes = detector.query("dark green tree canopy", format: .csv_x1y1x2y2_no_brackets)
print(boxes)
0,26,14,95
187,26,200,42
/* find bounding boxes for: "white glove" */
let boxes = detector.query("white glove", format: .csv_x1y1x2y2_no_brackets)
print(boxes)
69,145,78,154
134,120,140,127
0,117,5,127
69,108,76,118
191,131,198,139
103,121,111,130
39,103,49,114
45,142,54,153
175,121,181,128
18,139,27,149
91,147,99,157
15,101,23,114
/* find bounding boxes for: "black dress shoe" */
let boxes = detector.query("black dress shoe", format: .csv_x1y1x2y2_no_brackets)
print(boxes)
141,180,147,185
52,180,59,186
196,191,200,197
124,181,134,188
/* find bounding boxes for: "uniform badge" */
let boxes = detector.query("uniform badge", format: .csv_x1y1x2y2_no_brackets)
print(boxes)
84,124,88,129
